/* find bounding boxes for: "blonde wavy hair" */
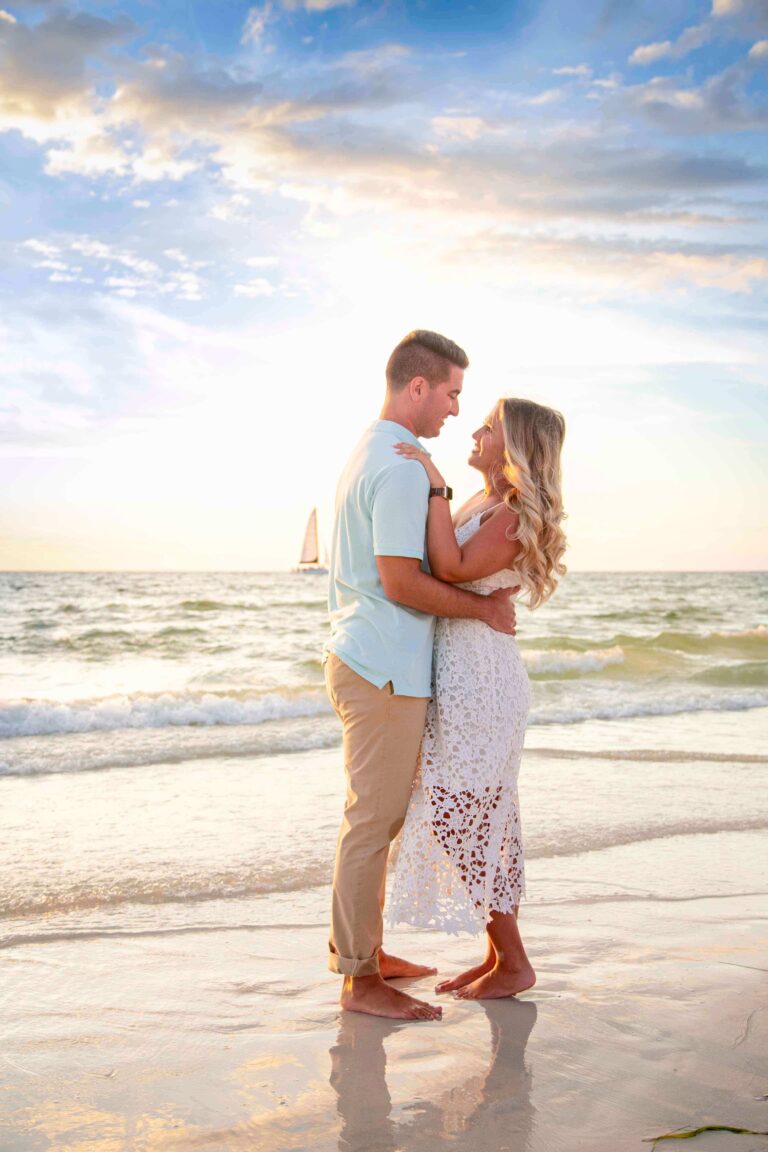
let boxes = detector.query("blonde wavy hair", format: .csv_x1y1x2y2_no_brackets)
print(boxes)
493,398,567,609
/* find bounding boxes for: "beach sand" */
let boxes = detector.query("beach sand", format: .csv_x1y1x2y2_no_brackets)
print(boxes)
3,573,767,1149
3,823,766,1152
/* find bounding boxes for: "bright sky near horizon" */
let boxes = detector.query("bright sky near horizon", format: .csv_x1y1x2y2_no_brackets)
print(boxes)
1,0,767,572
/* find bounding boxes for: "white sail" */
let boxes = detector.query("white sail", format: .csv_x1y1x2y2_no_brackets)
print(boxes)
293,508,328,573
299,508,319,565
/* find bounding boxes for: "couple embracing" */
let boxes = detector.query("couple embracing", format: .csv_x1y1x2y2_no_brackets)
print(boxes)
323,329,566,1021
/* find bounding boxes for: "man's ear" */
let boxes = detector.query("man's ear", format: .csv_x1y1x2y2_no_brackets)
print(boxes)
409,375,428,401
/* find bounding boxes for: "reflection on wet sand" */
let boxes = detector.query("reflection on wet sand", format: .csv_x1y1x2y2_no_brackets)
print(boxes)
330,999,537,1152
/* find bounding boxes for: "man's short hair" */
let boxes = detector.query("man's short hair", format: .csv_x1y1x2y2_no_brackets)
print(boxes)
386,330,469,392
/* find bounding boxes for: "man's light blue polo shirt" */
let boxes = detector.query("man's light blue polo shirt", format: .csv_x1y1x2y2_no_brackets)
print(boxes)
325,420,434,697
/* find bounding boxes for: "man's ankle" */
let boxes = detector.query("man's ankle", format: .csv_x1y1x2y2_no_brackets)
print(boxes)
343,972,382,993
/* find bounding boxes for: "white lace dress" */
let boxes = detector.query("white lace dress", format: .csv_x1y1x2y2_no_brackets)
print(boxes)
388,510,531,936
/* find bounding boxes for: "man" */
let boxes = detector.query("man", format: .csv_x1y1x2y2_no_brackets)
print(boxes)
324,330,518,1021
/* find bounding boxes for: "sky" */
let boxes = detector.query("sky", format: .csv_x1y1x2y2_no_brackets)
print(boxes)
1,0,766,572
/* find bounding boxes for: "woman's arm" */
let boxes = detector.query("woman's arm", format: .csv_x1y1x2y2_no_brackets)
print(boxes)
394,443,521,583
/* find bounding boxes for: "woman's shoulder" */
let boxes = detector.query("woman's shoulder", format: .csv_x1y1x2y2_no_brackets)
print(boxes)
478,501,519,530
453,491,488,527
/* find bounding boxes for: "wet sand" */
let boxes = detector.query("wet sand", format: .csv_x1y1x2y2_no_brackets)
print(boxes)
2,829,767,1152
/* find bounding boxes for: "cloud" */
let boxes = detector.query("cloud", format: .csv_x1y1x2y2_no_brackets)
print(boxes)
552,64,592,77
589,74,621,92
630,40,677,65
23,238,59,258
713,0,768,29
1,0,766,328
749,37,768,53
0,9,133,121
20,75,763,267
0,288,262,466
164,248,209,270
712,0,768,20
20,236,205,301
233,278,275,296
113,54,265,131
283,0,356,9
431,115,498,141
454,232,768,295
242,4,273,45
630,23,712,65
619,56,768,132
243,0,357,23
629,0,768,72
335,43,410,74
525,87,563,106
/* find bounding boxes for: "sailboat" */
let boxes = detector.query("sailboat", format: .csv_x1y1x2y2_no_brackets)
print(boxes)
292,507,328,574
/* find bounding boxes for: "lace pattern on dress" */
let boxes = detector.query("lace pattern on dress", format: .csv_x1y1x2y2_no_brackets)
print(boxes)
389,511,531,935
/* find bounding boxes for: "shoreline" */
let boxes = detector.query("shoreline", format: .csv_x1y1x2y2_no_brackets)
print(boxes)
2,828,767,1152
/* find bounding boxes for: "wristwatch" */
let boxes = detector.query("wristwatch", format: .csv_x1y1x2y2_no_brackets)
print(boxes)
429,486,453,500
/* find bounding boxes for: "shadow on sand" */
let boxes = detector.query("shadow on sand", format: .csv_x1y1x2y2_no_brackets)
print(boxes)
330,998,537,1152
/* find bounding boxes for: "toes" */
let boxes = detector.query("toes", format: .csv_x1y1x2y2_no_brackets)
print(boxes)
436,978,461,993
411,1004,439,1021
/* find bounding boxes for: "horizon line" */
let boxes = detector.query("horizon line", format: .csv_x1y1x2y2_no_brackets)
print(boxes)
2,569,766,577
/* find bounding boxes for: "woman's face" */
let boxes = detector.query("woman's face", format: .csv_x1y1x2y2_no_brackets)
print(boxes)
468,407,505,475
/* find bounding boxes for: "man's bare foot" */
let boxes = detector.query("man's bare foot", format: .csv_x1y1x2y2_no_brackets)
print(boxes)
341,974,442,1020
453,962,536,1001
379,950,437,980
435,955,495,994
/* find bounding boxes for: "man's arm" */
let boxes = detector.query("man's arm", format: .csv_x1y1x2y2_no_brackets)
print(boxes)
377,556,517,634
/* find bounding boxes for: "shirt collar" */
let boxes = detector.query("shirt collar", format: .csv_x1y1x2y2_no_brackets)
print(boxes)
373,419,431,454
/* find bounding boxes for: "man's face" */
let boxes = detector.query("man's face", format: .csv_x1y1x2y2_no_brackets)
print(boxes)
416,364,464,438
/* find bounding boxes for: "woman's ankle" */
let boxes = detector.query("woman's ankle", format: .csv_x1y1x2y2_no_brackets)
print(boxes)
493,952,532,974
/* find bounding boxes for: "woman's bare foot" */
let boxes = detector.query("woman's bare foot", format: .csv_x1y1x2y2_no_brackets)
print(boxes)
435,955,495,994
453,962,536,1001
379,949,437,980
341,974,442,1020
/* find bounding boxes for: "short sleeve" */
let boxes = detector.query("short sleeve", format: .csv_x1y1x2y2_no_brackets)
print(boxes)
371,462,430,559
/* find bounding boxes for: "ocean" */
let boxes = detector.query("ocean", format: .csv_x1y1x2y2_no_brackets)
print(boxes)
1,570,767,945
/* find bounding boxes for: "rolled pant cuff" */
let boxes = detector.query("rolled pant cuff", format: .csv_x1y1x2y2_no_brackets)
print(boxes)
328,948,380,977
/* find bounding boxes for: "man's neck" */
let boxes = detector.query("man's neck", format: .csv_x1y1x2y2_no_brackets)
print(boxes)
378,404,419,437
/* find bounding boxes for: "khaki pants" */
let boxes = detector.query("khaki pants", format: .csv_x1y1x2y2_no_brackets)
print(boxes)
324,652,429,977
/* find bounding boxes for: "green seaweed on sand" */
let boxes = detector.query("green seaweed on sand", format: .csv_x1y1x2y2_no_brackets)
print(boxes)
643,1126,768,1146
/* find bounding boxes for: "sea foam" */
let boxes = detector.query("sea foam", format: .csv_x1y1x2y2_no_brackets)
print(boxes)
523,646,625,675
0,690,331,739
1,686,767,746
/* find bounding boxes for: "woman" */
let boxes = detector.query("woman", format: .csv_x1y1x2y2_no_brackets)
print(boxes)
388,398,566,1000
